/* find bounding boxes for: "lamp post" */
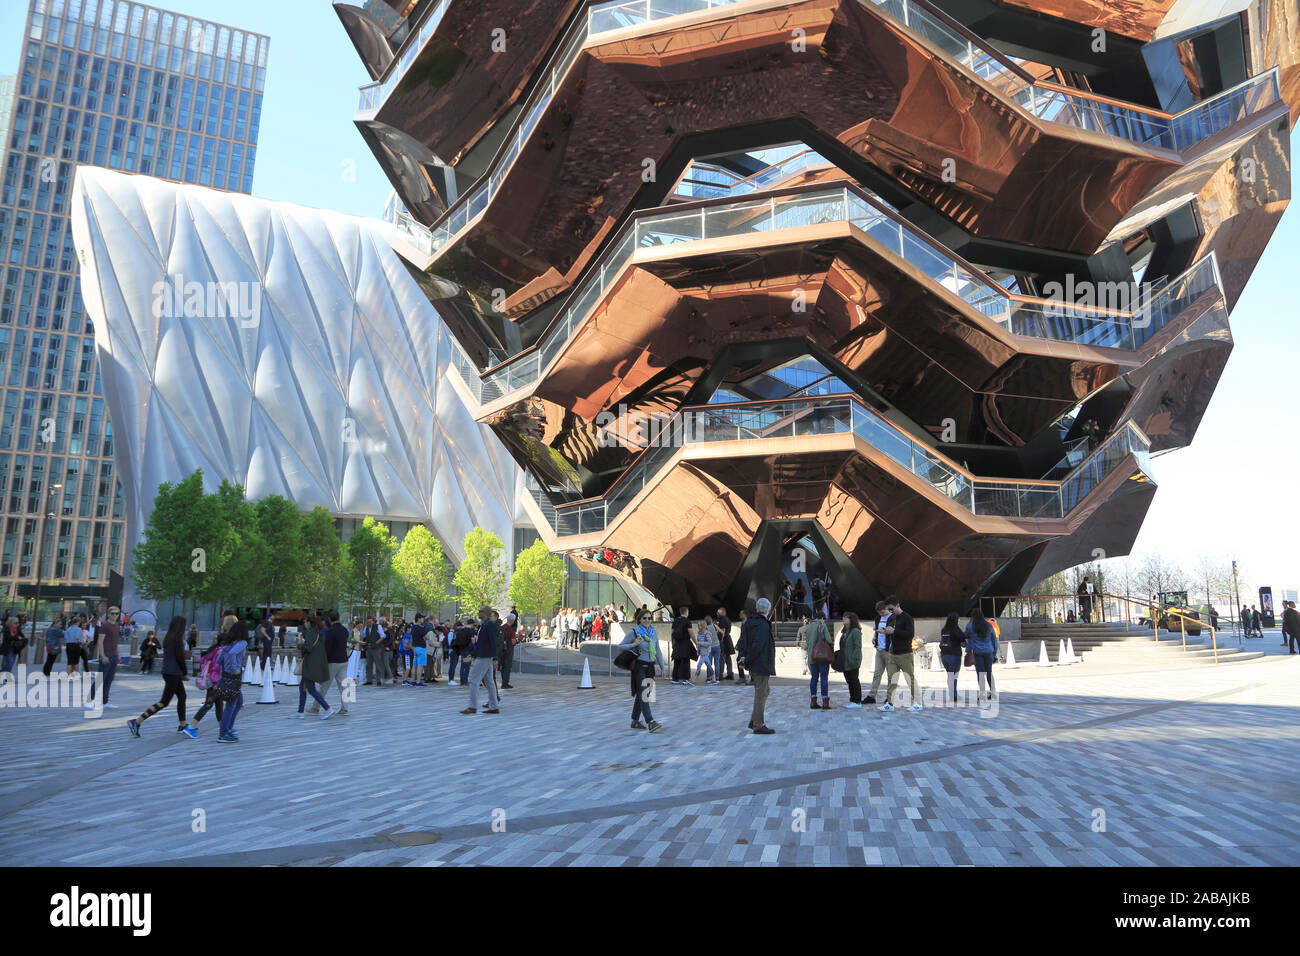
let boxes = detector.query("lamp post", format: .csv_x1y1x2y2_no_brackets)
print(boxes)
1231,559,1242,643
31,482,63,645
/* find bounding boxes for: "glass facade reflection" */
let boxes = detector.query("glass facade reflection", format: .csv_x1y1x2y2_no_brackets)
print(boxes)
0,0,266,598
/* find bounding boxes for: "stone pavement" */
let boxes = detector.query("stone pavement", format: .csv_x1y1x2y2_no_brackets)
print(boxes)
1,647,1298,866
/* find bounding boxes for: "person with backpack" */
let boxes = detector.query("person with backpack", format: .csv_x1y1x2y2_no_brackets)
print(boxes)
839,612,863,708
293,615,335,720
938,612,966,705
964,609,999,701
670,607,696,685
128,617,198,738
190,633,228,731
216,621,250,742
805,615,834,709
618,608,663,732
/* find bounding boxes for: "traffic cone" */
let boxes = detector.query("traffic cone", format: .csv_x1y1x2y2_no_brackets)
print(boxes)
256,666,279,704
276,656,287,683
929,644,943,671
242,658,253,683
1057,640,1067,666
286,658,300,687
1065,638,1077,664
1037,641,1051,666
578,657,594,689
1003,642,1020,669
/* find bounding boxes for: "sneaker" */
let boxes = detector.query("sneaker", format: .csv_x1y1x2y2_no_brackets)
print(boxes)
415,682,426,687
289,712,304,720
844,702,862,709
647,720,663,733
229,729,239,737
864,695,877,704
175,724,188,733
908,703,924,712
339,709,349,715
102,703,119,709
126,718,140,737
448,680,459,687
753,726,775,735
401,680,412,686
217,734,237,743
460,707,477,715
483,708,500,714
878,702,895,712
181,725,199,739
747,720,754,729
320,708,336,721
630,721,647,730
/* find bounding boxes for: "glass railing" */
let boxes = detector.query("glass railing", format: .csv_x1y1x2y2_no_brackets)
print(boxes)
521,397,1151,536
388,0,1280,265
444,184,1223,407
357,0,454,113
673,149,831,199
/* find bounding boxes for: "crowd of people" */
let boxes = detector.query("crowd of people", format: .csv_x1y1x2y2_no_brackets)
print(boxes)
546,604,628,647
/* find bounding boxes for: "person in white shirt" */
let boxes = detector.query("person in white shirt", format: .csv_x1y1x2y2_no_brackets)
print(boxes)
865,600,890,704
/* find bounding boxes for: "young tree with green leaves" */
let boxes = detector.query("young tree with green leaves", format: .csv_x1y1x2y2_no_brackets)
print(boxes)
254,495,304,613
206,479,264,615
293,506,347,614
453,527,507,615
344,516,398,619
508,539,566,625
130,470,235,621
392,524,451,614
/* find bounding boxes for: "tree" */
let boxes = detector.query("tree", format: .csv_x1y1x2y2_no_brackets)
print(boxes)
1134,553,1186,603
392,524,451,613
293,506,346,614
253,495,304,613
509,539,566,624
344,517,398,619
130,470,235,622
206,479,263,615
1190,554,1233,608
453,527,507,615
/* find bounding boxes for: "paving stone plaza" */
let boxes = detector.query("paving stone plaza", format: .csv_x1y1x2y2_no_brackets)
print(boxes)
2,636,1297,867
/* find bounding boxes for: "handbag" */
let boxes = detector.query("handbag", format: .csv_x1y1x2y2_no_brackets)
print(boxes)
831,649,845,672
614,648,638,670
963,650,975,668
215,672,242,702
688,642,699,661
293,657,303,676
811,639,834,665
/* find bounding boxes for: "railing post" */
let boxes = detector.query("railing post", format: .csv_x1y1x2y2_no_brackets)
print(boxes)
1180,616,1186,651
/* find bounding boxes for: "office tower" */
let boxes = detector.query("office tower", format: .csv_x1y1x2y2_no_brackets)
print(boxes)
345,0,1296,614
0,0,267,608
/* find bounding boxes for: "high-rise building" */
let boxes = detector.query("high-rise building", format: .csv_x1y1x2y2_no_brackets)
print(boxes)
347,1,1297,616
0,0,267,608
0,75,16,165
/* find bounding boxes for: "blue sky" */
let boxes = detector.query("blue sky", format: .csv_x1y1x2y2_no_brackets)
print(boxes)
3,0,1296,596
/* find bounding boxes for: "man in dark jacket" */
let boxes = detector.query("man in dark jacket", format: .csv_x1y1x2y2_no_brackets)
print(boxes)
362,617,388,686
321,611,351,714
1283,601,1300,654
879,596,921,712
461,606,500,715
716,607,735,680
740,598,776,734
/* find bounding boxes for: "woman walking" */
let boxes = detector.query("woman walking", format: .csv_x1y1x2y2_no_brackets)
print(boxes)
127,616,198,738
964,609,999,700
216,622,249,742
618,610,662,732
292,616,335,720
694,615,719,684
41,616,65,678
840,612,863,708
938,612,965,705
190,632,228,731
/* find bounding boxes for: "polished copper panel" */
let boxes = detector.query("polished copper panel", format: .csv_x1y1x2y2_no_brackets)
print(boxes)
990,0,1176,42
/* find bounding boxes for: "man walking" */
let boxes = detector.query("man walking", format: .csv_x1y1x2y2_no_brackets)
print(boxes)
878,596,922,712
89,607,123,710
716,607,735,680
499,613,516,689
1282,600,1300,654
740,598,776,734
312,611,351,715
407,613,431,686
865,600,889,704
460,607,501,715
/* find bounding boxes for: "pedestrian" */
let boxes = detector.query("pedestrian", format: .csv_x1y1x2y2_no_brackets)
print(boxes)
878,596,922,712
63,615,85,676
938,612,965,704
619,609,663,732
694,615,719,684
316,611,351,715
406,613,431,687
670,607,696,685
216,622,249,742
460,606,501,715
88,606,123,709
292,615,335,720
190,632,229,731
362,616,388,686
864,600,889,704
965,608,999,700
499,614,516,689
840,612,863,708
256,614,275,671
805,614,834,709
0,616,25,674
1282,600,1300,654
127,616,198,738
42,615,65,678
716,607,735,680
740,598,776,734
138,630,160,674
735,609,750,684
1251,605,1262,639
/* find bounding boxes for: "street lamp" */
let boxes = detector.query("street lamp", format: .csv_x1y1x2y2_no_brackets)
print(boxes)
31,482,63,642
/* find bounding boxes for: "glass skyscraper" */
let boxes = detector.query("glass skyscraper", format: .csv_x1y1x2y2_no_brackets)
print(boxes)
0,0,266,607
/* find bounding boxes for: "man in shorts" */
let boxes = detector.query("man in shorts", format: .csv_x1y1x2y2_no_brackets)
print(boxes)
405,613,431,687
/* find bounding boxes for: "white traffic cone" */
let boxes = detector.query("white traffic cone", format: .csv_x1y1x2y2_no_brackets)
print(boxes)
255,657,266,686
929,644,943,671
286,658,300,687
256,666,279,704
277,656,288,683
1003,641,1020,669
1037,641,1051,666
242,657,253,683
578,657,594,689
1057,640,1067,666
1065,638,1077,664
